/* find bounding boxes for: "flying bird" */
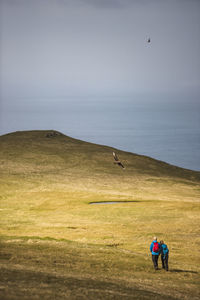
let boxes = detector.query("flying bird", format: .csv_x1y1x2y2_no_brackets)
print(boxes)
147,38,151,43
113,152,125,169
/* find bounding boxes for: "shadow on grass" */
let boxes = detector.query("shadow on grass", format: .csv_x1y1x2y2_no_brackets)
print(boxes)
170,269,198,274
0,268,178,300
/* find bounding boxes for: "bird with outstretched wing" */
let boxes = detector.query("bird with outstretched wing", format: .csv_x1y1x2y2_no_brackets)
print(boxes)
113,152,125,169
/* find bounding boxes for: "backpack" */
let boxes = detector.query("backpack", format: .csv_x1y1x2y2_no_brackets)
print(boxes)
153,242,159,253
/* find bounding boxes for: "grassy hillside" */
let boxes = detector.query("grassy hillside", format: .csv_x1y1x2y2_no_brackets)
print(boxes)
0,130,200,299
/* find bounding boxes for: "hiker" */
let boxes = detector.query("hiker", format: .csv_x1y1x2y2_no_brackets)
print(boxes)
150,237,160,270
160,240,169,271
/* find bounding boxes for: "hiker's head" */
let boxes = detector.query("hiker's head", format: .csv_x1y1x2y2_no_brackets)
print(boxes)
160,240,164,244
153,236,157,241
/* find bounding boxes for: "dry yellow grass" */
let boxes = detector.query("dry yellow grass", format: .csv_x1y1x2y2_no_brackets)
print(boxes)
0,130,200,299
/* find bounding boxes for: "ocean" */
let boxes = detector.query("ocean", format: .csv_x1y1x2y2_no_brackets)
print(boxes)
1,98,200,171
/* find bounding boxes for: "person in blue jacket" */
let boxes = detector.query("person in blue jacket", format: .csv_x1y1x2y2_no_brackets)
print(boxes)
160,240,169,271
150,237,160,270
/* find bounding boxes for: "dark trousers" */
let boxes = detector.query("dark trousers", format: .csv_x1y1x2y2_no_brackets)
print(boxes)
152,255,159,270
161,254,169,271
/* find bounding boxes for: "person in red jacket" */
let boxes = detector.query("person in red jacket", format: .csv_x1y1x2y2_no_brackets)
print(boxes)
150,236,161,270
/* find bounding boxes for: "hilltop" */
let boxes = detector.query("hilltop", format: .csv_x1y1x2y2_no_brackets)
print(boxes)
0,130,199,197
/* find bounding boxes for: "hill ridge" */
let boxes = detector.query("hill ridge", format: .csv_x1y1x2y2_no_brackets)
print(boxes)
0,130,200,182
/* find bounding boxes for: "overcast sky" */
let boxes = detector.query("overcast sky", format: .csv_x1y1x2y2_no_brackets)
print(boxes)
0,0,200,135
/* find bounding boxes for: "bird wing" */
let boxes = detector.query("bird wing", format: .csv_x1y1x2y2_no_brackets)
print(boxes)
119,162,125,169
113,152,119,161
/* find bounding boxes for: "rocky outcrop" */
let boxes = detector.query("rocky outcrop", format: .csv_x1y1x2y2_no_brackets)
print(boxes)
46,131,62,138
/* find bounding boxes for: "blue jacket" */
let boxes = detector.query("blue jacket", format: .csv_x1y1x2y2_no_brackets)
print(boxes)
150,240,160,255
160,243,169,257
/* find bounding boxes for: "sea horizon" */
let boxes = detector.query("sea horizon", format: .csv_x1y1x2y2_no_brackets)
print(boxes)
1,97,200,172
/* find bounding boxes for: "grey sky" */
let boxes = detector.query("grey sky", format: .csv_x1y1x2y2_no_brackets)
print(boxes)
0,0,200,138
1,0,200,99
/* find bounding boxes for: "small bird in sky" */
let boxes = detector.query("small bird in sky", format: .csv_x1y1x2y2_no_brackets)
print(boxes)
113,152,125,169
147,38,151,43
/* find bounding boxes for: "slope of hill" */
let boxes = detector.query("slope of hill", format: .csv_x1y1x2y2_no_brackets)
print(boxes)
0,130,199,196
1,130,199,177
0,130,200,300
